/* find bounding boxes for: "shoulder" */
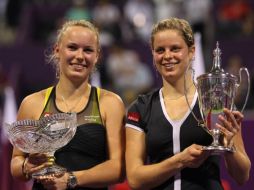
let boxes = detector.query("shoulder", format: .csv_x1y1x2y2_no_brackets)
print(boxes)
98,88,126,122
99,88,124,106
128,88,160,110
127,88,159,122
17,88,50,120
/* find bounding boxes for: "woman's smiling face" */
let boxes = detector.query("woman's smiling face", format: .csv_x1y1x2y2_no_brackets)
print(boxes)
152,29,194,82
55,25,99,82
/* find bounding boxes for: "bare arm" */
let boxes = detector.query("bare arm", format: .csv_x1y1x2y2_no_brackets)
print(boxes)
74,91,126,187
125,128,211,190
11,91,47,180
224,128,251,185
219,109,251,185
11,147,29,180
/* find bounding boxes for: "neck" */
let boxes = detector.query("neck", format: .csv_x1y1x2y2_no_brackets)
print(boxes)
57,79,90,98
162,76,194,100
55,80,91,112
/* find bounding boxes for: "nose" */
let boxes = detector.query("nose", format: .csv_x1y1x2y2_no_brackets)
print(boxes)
164,49,172,59
76,49,84,61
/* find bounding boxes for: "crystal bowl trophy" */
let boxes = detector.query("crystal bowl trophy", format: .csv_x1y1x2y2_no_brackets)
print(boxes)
184,42,250,154
4,112,77,178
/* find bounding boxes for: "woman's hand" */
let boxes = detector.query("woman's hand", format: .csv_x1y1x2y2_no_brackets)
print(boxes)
23,153,53,178
217,108,243,148
180,144,211,168
37,172,68,190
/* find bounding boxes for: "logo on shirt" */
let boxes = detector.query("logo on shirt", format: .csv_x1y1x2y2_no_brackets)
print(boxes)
127,112,140,122
43,112,52,117
84,115,100,122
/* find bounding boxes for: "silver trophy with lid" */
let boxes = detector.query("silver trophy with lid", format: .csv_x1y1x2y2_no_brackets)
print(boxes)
185,42,250,153
4,112,77,178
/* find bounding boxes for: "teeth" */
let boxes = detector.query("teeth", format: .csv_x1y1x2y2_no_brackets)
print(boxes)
71,63,86,67
164,64,174,68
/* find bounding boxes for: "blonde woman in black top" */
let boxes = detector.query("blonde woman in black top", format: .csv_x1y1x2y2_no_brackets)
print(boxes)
11,20,125,190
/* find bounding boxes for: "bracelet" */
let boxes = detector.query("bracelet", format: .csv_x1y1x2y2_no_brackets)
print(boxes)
22,157,30,180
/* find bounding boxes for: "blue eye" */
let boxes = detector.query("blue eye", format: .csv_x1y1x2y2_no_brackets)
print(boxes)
155,47,164,54
84,48,94,52
171,46,181,52
68,45,77,50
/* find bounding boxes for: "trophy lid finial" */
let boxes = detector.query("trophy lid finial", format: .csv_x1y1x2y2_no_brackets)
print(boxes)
211,41,224,73
214,42,221,57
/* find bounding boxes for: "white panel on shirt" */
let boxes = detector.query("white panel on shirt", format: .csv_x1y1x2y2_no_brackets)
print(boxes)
159,89,198,190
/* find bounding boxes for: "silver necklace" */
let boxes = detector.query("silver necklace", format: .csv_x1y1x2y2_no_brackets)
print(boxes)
61,94,83,112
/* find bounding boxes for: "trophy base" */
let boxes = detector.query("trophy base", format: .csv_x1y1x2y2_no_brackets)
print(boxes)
32,164,66,178
202,145,235,155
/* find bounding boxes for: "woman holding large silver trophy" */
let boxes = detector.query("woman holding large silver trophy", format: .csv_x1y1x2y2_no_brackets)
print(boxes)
125,17,251,190
8,20,126,189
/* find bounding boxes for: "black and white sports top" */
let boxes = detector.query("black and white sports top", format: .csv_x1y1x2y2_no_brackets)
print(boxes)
126,88,223,190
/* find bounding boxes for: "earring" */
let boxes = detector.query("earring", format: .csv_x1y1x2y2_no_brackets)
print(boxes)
55,65,60,79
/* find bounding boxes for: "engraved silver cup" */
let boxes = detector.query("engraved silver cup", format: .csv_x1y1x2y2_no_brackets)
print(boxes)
184,42,250,153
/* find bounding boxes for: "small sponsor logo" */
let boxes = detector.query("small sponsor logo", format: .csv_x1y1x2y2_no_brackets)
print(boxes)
128,112,140,122
43,112,52,117
84,115,100,122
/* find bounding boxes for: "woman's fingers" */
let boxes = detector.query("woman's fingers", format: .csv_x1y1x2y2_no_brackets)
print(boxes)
216,124,233,147
26,161,53,177
218,115,233,133
28,153,49,165
223,109,240,131
218,112,239,134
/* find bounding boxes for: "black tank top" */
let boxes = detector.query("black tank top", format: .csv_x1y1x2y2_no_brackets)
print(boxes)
32,86,108,190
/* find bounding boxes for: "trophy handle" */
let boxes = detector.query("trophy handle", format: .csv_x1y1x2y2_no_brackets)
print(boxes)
184,62,204,126
237,67,250,113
